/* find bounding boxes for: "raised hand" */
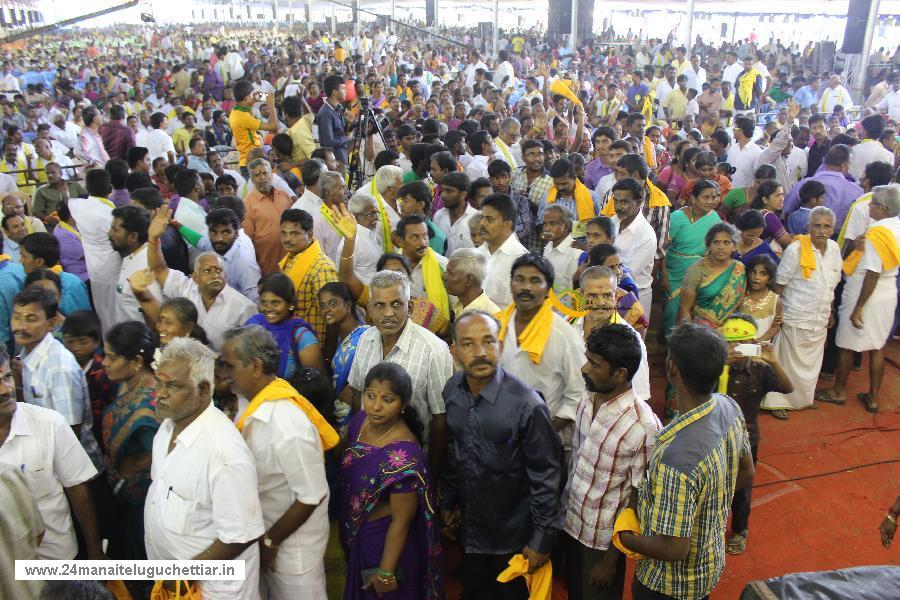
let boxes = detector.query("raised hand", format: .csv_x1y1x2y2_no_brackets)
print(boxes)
334,203,358,240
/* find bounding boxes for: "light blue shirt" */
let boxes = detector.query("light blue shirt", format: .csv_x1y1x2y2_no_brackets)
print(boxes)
792,85,818,109
0,264,91,346
196,230,261,301
4,239,20,263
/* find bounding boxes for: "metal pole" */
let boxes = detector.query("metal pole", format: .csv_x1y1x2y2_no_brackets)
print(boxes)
852,0,881,102
434,0,439,28
331,3,336,34
391,0,395,33
684,0,694,57
569,0,577,52
353,0,360,35
306,0,312,34
492,0,499,58
288,0,293,32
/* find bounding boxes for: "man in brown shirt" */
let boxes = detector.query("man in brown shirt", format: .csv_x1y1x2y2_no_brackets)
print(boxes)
697,78,724,121
243,158,292,275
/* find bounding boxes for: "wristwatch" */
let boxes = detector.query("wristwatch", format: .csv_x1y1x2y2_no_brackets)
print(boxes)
263,534,278,549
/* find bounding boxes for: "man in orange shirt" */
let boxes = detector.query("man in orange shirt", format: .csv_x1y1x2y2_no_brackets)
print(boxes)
243,158,292,275
228,80,279,174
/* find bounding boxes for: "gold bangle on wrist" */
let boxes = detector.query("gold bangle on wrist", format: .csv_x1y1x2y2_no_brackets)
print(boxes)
887,513,897,525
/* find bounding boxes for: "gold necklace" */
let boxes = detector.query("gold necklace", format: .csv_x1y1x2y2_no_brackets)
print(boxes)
743,290,770,312
359,419,396,443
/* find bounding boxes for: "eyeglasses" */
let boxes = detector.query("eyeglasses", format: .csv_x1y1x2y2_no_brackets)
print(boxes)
355,210,379,219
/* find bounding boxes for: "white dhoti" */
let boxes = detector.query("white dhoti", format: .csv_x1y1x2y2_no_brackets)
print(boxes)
260,563,327,600
762,324,826,410
836,270,899,353
638,286,653,329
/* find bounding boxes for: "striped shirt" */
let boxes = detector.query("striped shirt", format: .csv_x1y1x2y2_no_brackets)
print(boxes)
635,394,750,599
563,388,660,550
510,167,554,253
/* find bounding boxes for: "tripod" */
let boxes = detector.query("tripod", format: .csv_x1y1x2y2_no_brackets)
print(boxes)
347,98,387,191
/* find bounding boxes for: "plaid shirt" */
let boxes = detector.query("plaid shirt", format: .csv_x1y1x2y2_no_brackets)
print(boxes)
510,167,553,253
647,203,671,260
636,394,751,599
285,253,339,343
563,388,660,550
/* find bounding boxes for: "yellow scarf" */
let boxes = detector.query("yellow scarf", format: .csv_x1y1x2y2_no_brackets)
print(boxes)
94,196,115,209
496,297,555,364
601,178,669,216
1,157,31,190
24,217,34,234
0,253,11,264
795,235,819,279
612,508,645,559
842,225,900,276
280,239,324,289
836,192,872,248
737,68,761,107
319,203,343,237
49,264,63,274
496,554,552,600
57,221,81,240
235,377,339,451
495,138,516,167
549,78,582,107
370,178,395,253
421,248,450,322
547,179,595,222
642,136,657,169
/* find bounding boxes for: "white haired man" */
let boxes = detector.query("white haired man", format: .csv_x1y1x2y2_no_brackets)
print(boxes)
442,247,500,317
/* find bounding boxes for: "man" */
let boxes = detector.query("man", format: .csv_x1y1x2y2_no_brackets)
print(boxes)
396,180,447,255
316,75,349,165
442,310,561,599
32,162,85,225
229,80,279,172
278,209,338,342
219,326,333,599
818,75,853,114
345,270,451,471
98,104,135,161
186,137,213,175
792,75,820,110
142,112,176,164
624,112,657,171
837,161,894,249
442,247,500,317
542,205,584,292
244,158,293,275
0,343,104,561
208,149,247,190
494,117,521,169
477,193,528,307
2,193,44,234
784,145,863,231
756,101,801,195
147,206,256,350
172,111,196,157
874,73,900,121
618,323,754,600
849,114,894,182
818,185,900,413
509,139,553,252
498,254,586,433
583,127,616,191
283,95,316,164
145,338,265,599
67,169,123,333
733,56,763,116
313,170,349,263
108,204,161,323
708,129,731,164
595,85,622,128
395,214,450,322
662,75,689,125
1,214,25,262
539,158,599,240
564,324,660,600
463,130,495,181
761,207,842,419
433,172,477,255
198,208,261,301
609,177,658,313
335,193,383,284
77,107,109,168
130,186,190,275
728,116,764,188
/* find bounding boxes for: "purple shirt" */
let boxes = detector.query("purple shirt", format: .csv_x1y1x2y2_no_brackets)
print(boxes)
783,170,863,231
98,119,136,161
583,159,613,191
109,188,131,208
53,224,88,281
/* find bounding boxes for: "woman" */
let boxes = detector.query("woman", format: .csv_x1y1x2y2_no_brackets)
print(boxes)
661,179,723,338
657,142,698,205
320,282,369,397
678,223,747,330
733,209,780,266
750,179,793,252
155,297,209,347
340,362,441,600
719,164,776,221
244,273,325,379
646,125,669,170
100,321,160,560
739,254,783,343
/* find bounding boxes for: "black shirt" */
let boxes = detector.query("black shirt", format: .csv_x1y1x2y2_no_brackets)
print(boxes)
807,139,832,176
726,359,787,445
441,367,562,554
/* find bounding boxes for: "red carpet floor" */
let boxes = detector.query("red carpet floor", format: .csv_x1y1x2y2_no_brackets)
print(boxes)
444,338,900,599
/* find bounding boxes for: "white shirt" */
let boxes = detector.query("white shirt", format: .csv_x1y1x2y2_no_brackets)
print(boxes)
493,61,515,88
336,224,382,285
0,403,97,559
240,400,329,575
464,60,488,88
162,269,257,350
841,194,875,245
786,146,809,188
117,245,162,324
433,204,478,255
654,80,674,119
818,85,853,113
776,238,842,331
292,189,343,263
463,154,491,181
0,172,18,193
727,140,764,188
196,231,262,301
144,402,263,600
410,251,449,299
144,128,176,162
612,212,657,293
849,140,894,183
593,172,615,205
722,61,743,87
875,89,900,120
544,234,583,293
68,196,122,333
479,233,529,307
499,310,585,422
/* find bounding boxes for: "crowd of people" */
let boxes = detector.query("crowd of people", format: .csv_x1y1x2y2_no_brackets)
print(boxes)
1,19,899,600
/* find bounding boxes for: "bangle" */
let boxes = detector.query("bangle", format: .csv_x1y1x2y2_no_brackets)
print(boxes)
148,239,160,245
340,254,354,261
377,568,394,578
887,513,897,525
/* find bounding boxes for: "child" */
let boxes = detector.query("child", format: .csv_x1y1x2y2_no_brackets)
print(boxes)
787,179,825,234
61,310,116,452
720,314,793,554
738,255,783,342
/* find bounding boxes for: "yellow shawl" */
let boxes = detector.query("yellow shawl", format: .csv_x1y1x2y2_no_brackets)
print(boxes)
836,192,872,248
612,508,645,559
319,202,343,237
495,137,516,167
421,248,450,322
57,221,81,240
547,179,595,222
737,68,762,107
370,178,395,253
642,136,657,169
842,225,900,276
794,235,819,279
601,178,670,216
280,239,324,290
496,554,552,600
497,297,554,364
235,377,339,451
0,253,11,264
